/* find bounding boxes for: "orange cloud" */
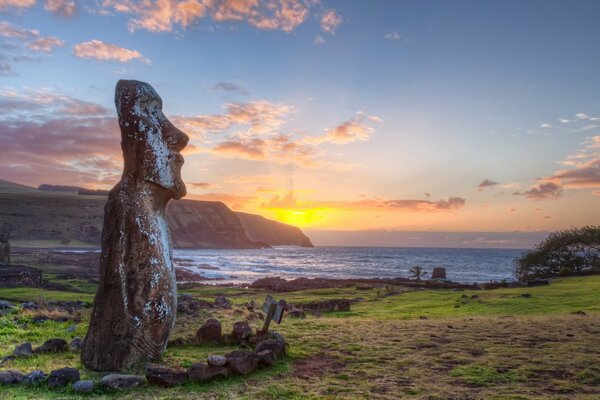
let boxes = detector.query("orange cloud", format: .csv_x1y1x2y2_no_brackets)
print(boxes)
26,36,64,52
188,181,217,189
0,0,35,11
104,0,311,33
73,40,150,64
546,135,600,189
514,182,563,200
305,112,382,144
45,0,76,16
0,21,63,53
320,9,342,34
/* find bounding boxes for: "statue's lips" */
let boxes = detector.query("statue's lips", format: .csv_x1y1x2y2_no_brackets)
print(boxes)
171,152,184,166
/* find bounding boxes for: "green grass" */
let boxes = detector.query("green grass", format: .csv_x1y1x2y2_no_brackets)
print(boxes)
0,276,599,399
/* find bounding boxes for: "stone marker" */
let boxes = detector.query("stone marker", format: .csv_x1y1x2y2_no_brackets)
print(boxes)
81,80,189,371
188,363,228,382
196,318,222,344
145,365,187,387
431,267,447,280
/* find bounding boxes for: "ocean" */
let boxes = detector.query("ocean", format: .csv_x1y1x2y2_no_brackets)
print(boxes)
174,246,527,284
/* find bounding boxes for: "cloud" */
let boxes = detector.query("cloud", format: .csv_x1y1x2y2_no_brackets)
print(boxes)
73,40,150,64
45,0,76,16
188,181,217,189
0,0,35,11
514,182,563,200
0,21,38,39
103,0,311,33
261,191,467,213
314,35,325,44
320,9,342,34
547,135,600,189
210,81,248,95
26,36,64,52
213,138,266,160
384,31,401,40
478,179,498,191
540,123,552,128
305,112,382,144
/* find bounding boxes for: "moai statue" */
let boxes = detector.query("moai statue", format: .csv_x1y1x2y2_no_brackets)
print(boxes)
81,80,189,371
0,227,10,264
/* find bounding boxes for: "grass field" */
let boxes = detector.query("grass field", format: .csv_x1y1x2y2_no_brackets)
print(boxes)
1,276,599,399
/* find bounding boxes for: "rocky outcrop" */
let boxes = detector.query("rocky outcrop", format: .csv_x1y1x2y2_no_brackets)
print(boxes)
235,212,313,247
0,265,43,288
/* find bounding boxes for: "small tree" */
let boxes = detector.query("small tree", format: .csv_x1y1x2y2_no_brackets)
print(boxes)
410,265,427,281
515,226,600,280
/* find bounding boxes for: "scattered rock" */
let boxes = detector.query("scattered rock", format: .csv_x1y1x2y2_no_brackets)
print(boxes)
0,370,24,385
471,295,479,299
571,310,587,316
14,342,33,357
99,374,145,390
287,308,306,319
225,350,258,375
35,338,68,354
256,350,277,367
66,325,76,333
21,370,46,386
188,363,228,382
296,299,351,313
0,300,12,309
73,380,95,393
214,295,232,309
419,316,428,320
48,367,79,388
196,319,222,344
207,355,227,367
177,295,213,315
20,302,39,311
31,315,49,324
246,300,256,310
145,365,187,387
231,321,252,344
255,339,286,357
69,337,83,352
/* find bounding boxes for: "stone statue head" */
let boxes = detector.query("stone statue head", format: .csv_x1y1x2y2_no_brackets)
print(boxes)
115,80,188,200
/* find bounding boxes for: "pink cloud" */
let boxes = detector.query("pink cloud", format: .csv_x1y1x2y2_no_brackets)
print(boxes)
0,0,36,11
320,9,342,34
45,0,76,16
514,182,563,200
73,40,150,64
26,36,64,52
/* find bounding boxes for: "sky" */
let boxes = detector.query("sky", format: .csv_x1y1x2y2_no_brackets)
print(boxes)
1,0,600,244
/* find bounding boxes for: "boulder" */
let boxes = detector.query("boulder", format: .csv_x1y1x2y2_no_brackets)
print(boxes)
278,299,290,311
48,367,79,388
256,350,277,368
188,363,228,382
145,365,187,387
14,342,33,357
0,370,24,385
20,302,39,311
214,295,232,309
231,321,252,344
100,374,145,390
287,308,306,319
21,370,46,386
196,318,222,344
72,380,95,393
431,267,447,280
225,350,258,375
207,355,227,367
0,300,12,309
35,338,68,354
255,339,286,357
69,337,83,352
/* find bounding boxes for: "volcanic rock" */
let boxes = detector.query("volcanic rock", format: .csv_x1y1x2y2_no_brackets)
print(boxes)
73,380,95,393
196,319,222,344
21,370,46,386
188,363,228,382
256,339,286,357
35,338,67,354
225,350,258,375
48,367,79,388
99,374,145,390
14,342,33,357
0,370,24,385
231,321,252,344
145,365,187,387
256,350,277,368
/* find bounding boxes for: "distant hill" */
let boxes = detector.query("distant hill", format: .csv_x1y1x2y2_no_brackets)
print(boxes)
0,179,313,249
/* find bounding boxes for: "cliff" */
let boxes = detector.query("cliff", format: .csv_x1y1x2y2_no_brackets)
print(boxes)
235,212,314,247
0,179,312,249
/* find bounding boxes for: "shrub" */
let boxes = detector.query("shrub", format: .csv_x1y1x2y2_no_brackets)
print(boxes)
515,226,600,280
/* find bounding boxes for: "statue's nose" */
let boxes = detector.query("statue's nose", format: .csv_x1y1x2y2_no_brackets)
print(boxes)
164,121,189,151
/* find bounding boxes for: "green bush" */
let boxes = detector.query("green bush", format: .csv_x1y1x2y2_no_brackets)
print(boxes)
515,226,600,280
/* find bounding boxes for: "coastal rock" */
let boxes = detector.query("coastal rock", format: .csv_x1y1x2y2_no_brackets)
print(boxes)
188,363,228,382
196,319,222,344
21,370,46,386
231,321,252,344
48,367,79,388
225,350,258,375
145,365,187,387
72,380,95,393
0,370,24,385
256,350,277,368
99,374,145,390
35,338,67,354
256,339,286,357
431,267,447,280
81,80,189,371
207,355,227,367
14,342,33,357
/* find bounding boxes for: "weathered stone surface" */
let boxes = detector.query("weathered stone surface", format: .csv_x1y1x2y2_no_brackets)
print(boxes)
214,295,232,309
231,321,252,344
81,80,189,371
0,227,9,264
196,319,221,344
256,350,277,368
188,363,228,382
145,365,187,387
99,374,145,390
255,339,286,357
431,267,447,280
72,380,95,393
48,367,79,388
0,370,24,385
14,342,33,357
0,300,11,309
207,355,227,367
69,337,83,352
0,265,43,289
225,350,258,375
21,370,46,386
35,338,67,354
